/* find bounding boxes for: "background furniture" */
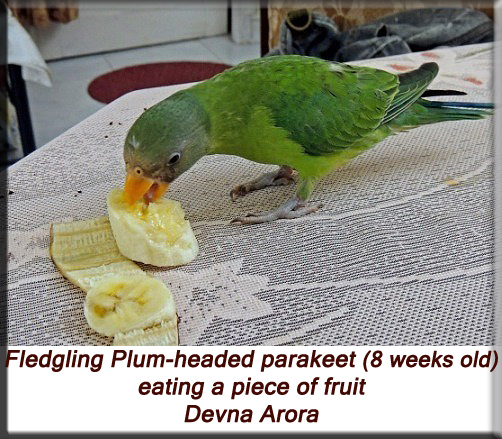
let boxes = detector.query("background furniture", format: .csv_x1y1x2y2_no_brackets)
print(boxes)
7,64,36,158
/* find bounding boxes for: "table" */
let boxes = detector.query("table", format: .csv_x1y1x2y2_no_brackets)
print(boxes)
5,43,494,346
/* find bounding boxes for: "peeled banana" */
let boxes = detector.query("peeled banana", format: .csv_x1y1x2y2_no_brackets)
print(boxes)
50,216,178,345
107,188,198,267
84,275,176,337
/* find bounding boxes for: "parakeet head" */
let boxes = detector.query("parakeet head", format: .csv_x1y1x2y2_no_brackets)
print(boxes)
123,91,210,204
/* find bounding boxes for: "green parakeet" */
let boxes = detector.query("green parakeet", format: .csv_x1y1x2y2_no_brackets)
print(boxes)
123,55,492,224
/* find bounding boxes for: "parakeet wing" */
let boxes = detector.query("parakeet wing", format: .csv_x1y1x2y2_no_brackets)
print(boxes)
381,62,439,125
264,61,400,156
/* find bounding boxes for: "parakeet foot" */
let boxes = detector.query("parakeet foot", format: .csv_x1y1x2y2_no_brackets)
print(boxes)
230,166,296,201
231,196,323,225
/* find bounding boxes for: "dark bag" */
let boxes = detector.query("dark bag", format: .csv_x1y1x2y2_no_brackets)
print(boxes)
267,7,493,62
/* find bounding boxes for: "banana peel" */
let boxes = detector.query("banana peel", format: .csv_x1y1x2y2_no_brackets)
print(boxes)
50,215,179,346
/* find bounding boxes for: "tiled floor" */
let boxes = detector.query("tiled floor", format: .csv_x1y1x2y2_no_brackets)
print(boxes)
26,35,261,147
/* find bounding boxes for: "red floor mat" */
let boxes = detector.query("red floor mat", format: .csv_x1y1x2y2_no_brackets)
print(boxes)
88,61,232,104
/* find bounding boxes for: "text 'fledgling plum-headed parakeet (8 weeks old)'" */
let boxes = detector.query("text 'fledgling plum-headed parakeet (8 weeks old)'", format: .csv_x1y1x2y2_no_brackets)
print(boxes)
123,55,492,224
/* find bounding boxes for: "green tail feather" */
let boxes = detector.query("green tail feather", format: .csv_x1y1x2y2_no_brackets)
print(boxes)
389,97,492,129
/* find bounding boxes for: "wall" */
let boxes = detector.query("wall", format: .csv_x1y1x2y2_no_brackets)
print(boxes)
231,0,260,44
29,1,228,61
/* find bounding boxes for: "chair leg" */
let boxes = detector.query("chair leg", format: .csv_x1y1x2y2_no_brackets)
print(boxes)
7,64,36,157
260,0,269,56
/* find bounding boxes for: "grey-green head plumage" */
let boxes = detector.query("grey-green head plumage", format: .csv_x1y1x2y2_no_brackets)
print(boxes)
124,90,210,183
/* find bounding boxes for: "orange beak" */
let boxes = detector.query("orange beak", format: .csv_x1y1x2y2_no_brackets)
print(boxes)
124,172,169,205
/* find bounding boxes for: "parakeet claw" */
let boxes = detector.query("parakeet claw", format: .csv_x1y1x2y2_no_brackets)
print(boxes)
230,197,323,225
230,166,296,201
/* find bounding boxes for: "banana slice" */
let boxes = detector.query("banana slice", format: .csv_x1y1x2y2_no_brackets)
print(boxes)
113,320,179,346
84,275,176,337
107,188,198,267
50,216,178,345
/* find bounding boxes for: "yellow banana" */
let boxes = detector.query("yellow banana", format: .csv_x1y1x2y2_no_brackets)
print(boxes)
107,188,198,267
84,275,176,337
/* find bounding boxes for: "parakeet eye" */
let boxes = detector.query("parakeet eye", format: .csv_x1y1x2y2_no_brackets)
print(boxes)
134,166,143,176
168,152,181,164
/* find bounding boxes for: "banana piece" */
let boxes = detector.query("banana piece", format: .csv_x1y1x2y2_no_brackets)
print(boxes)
107,188,198,267
113,320,179,346
50,216,178,345
65,261,144,291
84,275,176,337
50,216,144,290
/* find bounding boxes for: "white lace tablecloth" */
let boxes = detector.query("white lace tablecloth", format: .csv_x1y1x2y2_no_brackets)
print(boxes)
5,43,494,346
